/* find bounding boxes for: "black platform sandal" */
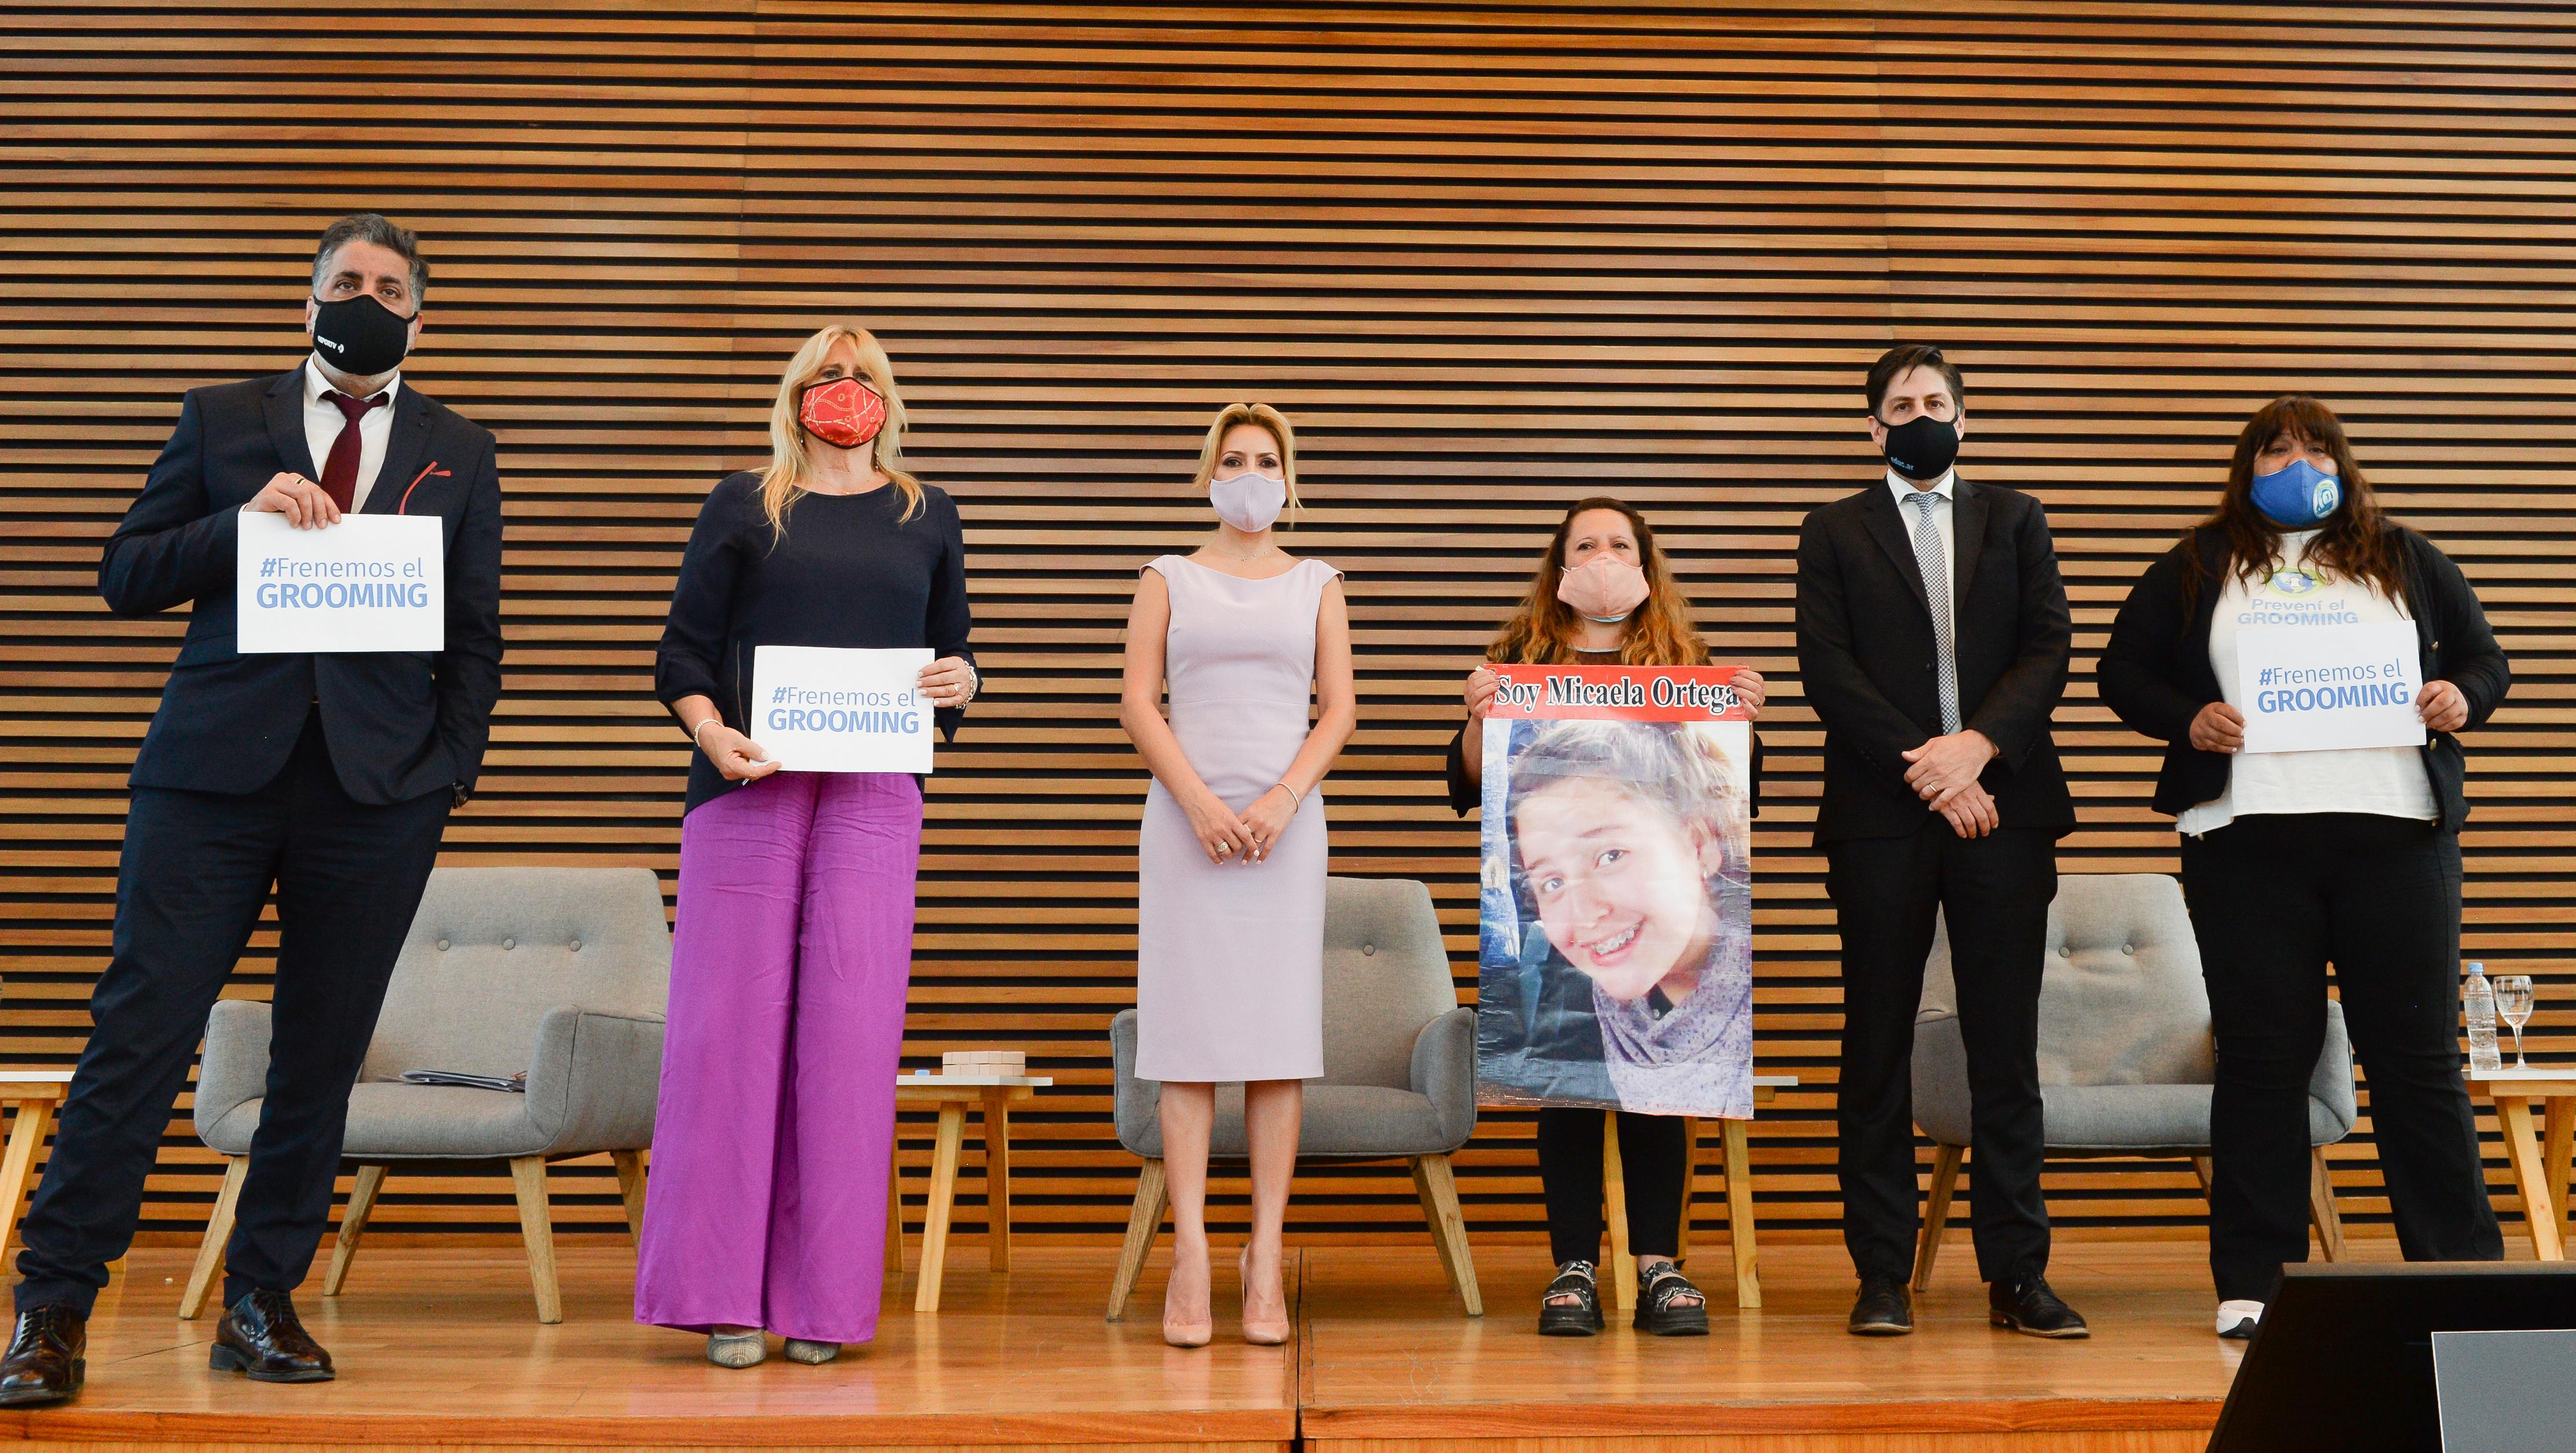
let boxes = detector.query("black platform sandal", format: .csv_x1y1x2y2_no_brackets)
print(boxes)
1537,1259,1605,1337
1634,1260,1710,1336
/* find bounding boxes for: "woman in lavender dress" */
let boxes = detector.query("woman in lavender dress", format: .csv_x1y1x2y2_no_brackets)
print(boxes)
1120,403,1355,1348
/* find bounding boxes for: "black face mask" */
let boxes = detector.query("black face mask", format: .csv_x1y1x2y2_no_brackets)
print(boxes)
310,293,416,377
1880,413,1959,482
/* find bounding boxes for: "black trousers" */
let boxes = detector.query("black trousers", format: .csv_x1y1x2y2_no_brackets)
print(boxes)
1536,1107,1688,1265
2180,813,2503,1302
1828,823,2055,1285
14,713,449,1315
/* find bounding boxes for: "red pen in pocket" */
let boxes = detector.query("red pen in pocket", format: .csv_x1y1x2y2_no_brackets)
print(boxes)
398,461,449,514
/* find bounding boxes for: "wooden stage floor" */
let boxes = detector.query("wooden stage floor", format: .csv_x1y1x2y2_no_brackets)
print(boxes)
0,1236,2309,1452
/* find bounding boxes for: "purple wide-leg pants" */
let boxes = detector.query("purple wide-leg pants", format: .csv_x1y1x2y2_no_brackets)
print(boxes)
634,770,920,1344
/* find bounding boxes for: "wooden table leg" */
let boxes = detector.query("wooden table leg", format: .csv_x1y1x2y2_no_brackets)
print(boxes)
0,1100,53,1257
2543,1096,2574,1251
2494,1096,2564,1261
986,1092,1012,1274
1601,1110,1634,1312
884,1132,906,1280
913,1101,967,1311
1722,1117,1761,1309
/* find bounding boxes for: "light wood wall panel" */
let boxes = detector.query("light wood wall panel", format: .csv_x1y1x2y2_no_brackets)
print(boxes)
2,2,2570,1250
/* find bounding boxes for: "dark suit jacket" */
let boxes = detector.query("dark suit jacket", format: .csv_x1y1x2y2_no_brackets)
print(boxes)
99,368,505,805
1795,476,2074,842
2097,524,2507,830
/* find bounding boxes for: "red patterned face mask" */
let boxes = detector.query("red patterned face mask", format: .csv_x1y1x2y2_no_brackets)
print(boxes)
798,376,886,449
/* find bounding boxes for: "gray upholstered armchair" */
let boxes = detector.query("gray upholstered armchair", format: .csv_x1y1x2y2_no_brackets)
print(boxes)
182,867,670,1323
1105,876,1482,1318
1910,872,2358,1289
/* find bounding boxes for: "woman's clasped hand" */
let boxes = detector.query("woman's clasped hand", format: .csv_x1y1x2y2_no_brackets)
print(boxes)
1183,784,1301,865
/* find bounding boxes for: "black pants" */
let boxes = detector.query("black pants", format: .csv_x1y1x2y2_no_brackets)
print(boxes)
14,714,449,1315
1536,1107,1687,1264
1828,823,2055,1286
2180,813,2503,1302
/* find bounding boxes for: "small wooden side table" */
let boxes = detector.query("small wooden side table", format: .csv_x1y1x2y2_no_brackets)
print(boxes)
0,1072,72,1258
887,1074,1051,1311
1602,1074,1796,1311
2470,1067,2573,1261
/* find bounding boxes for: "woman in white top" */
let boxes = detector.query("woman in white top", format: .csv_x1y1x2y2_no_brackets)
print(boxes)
1120,404,1355,1349
2100,395,2507,1341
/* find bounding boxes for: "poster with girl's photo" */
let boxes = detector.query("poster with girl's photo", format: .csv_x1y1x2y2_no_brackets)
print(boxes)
1477,664,1756,1120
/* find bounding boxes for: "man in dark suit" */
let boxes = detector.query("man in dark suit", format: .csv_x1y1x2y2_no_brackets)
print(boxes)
0,215,503,1403
1795,345,2083,1340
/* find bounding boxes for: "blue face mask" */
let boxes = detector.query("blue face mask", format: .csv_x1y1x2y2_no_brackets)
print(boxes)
2248,457,2342,529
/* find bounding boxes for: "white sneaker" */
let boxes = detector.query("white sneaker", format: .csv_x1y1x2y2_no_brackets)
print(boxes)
2215,1299,2263,1340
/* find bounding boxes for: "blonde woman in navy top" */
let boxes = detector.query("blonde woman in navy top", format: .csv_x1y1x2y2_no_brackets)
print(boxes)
637,324,975,1368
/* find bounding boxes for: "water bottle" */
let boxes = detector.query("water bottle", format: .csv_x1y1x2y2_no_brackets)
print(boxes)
2464,962,2501,1074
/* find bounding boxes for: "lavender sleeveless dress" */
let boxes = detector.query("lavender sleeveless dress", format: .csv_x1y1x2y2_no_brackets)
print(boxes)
1134,555,1339,1083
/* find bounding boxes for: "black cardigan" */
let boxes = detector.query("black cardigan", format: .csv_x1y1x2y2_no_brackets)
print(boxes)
2097,524,2507,830
656,472,973,813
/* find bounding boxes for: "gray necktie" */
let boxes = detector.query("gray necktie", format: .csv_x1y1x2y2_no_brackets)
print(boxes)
1906,491,1961,734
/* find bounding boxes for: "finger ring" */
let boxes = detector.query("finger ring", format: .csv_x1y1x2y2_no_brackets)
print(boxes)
1215,842,1232,855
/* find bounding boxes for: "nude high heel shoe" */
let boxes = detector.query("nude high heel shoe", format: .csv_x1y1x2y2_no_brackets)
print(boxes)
1239,1245,1290,1346
1163,1247,1212,1348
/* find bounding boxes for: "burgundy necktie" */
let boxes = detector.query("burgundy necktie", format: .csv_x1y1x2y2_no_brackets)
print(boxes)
318,390,388,512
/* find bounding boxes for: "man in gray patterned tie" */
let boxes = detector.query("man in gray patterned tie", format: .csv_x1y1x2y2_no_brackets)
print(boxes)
1795,346,2083,1341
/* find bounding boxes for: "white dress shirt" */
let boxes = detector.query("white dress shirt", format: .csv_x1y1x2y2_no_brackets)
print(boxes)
1887,468,1956,637
300,356,402,509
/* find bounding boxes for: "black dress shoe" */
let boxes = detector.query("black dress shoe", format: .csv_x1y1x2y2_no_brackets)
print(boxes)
0,1304,85,1407
211,1288,334,1382
1847,1276,1913,1336
1989,1275,2090,1339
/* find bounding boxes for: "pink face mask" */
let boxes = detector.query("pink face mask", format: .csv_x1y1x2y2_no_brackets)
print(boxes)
1556,555,1649,623
798,376,885,449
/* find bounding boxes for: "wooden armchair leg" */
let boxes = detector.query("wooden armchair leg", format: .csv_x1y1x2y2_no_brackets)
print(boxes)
1602,1111,1634,1313
508,1155,563,1324
1721,1117,1762,1309
2307,1148,2349,1262
1910,1142,1964,1295
611,1149,647,1245
1105,1158,1167,1322
179,1156,248,1320
323,1164,387,1296
1410,1154,1483,1317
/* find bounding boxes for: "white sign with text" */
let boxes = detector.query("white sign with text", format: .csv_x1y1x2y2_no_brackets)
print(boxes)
2235,622,2428,754
236,512,444,653
748,645,935,773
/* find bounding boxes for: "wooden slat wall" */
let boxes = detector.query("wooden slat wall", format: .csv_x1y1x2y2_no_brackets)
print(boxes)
3,2,2570,1249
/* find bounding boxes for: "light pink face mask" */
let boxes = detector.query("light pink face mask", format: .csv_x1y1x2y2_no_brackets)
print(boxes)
1556,555,1649,623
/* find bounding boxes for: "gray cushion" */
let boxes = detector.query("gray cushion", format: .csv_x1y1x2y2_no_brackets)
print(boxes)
362,867,670,1083
194,867,672,1162
1109,876,1476,1162
1923,873,2215,1088
207,1082,553,1159
1320,877,1461,1090
1910,872,2360,1155
1115,1083,1456,1160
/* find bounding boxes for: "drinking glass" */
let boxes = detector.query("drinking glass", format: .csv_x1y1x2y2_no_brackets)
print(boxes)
2494,975,2535,1069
